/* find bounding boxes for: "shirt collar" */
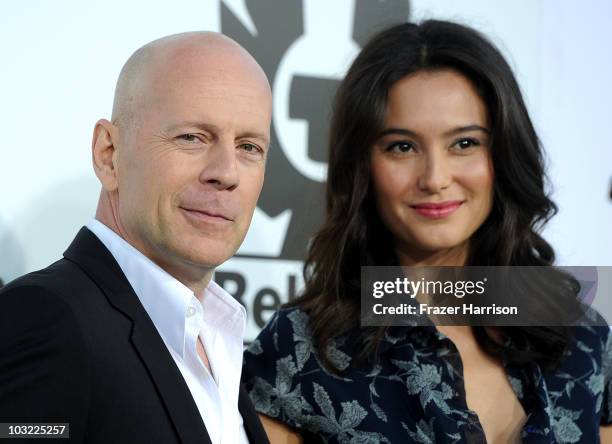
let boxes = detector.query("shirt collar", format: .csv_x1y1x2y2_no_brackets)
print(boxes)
86,218,245,357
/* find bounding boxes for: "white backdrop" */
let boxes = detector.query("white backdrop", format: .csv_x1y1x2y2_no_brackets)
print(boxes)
1,0,611,339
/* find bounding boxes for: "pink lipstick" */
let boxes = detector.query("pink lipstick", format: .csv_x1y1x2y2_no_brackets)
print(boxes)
411,200,463,219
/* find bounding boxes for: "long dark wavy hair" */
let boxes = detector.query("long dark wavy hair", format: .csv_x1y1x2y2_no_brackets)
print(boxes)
287,20,574,373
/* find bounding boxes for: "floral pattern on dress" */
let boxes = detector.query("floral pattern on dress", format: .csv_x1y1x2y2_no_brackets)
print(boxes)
244,308,612,443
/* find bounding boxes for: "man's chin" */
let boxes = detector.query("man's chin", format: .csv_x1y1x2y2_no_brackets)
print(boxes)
180,239,240,267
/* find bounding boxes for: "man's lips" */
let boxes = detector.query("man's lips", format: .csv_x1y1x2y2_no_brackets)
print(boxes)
410,200,464,219
180,207,234,222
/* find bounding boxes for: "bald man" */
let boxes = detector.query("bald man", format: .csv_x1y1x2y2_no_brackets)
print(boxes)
0,32,271,444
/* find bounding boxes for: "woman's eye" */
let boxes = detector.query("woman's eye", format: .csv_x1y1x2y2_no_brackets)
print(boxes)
387,142,415,153
453,138,480,150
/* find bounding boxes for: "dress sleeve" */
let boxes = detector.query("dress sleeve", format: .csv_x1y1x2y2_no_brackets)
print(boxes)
242,308,311,429
601,326,612,425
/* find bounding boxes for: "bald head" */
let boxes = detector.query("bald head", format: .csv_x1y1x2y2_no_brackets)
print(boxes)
93,30,272,289
111,31,270,127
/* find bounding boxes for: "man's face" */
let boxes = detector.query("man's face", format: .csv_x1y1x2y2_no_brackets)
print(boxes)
114,55,271,278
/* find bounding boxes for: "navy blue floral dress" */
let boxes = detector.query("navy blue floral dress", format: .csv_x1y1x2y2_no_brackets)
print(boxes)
243,308,612,443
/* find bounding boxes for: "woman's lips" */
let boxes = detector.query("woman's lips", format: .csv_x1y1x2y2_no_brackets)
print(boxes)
410,200,464,219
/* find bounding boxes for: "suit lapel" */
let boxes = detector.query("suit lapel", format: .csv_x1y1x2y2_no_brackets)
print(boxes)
131,316,212,444
64,227,212,444
239,385,270,444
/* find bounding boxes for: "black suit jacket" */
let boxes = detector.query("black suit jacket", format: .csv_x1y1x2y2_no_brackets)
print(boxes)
0,227,269,444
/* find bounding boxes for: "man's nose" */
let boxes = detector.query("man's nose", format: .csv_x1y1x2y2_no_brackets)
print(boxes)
198,139,240,190
417,150,452,193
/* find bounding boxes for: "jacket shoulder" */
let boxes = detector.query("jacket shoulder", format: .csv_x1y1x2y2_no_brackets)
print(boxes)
1,258,102,308
0,265,92,436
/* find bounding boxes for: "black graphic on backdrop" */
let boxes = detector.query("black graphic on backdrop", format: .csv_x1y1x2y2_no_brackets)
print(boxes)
221,0,410,260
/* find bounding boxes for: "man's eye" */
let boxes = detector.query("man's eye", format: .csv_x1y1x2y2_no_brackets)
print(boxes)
178,134,200,142
240,143,261,153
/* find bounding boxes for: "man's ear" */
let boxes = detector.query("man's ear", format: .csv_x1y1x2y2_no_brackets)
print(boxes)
92,119,120,191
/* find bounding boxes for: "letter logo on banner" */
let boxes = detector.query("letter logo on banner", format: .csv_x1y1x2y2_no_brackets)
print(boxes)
217,0,410,339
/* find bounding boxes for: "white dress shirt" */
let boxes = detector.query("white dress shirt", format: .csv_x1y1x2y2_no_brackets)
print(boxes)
87,219,249,444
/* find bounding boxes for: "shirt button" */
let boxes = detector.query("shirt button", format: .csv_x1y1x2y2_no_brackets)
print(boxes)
186,306,196,317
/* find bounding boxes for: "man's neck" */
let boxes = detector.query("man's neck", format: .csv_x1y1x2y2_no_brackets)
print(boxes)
94,196,214,300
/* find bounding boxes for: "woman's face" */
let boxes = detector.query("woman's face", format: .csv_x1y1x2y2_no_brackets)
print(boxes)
370,69,494,262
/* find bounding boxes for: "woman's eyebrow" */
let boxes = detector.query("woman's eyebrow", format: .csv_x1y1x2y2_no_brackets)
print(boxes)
378,128,419,138
378,124,489,139
443,125,490,136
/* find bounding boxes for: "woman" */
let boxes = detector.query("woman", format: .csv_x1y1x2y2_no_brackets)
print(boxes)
243,20,612,443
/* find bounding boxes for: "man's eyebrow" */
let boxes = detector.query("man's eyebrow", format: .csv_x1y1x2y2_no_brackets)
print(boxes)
377,124,490,139
165,121,221,134
165,122,270,144
238,131,270,146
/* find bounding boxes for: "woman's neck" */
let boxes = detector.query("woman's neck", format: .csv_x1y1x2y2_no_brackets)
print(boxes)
395,241,469,267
